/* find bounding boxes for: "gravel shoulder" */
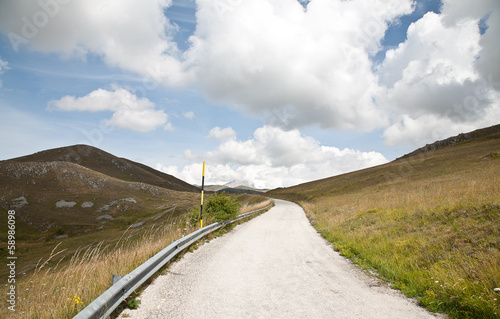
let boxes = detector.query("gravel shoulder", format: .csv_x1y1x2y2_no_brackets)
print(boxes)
119,199,443,319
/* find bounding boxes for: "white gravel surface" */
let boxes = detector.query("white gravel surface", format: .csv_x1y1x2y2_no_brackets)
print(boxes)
119,199,443,319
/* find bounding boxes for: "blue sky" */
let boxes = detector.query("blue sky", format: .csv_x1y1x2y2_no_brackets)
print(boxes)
0,0,499,189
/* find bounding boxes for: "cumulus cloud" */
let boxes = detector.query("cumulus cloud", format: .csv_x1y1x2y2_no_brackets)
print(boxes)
441,0,500,83
208,127,236,141
378,0,500,146
48,87,169,132
158,125,388,189
0,0,193,86
2,0,500,147
378,12,480,89
0,0,415,132
187,0,414,131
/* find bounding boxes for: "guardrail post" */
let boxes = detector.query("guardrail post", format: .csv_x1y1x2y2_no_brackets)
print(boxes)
111,275,123,286
200,162,205,228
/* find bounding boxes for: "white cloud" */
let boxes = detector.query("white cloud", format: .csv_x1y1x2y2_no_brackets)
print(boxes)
384,114,475,146
456,0,500,83
208,126,236,141
0,57,8,73
158,125,388,189
182,111,195,119
1,0,500,147
164,122,175,131
0,0,193,86
378,0,500,146
187,0,414,131
0,0,414,131
378,12,480,89
48,87,169,132
383,113,500,148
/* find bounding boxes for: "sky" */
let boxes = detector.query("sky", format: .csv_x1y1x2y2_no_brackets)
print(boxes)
0,0,499,189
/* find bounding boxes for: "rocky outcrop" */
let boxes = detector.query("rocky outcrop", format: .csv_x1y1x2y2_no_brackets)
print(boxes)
399,124,500,159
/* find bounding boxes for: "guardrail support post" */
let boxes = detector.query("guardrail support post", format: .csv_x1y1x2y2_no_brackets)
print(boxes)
111,274,123,286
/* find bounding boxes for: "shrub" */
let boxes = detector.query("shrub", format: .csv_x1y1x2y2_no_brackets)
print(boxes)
205,193,240,222
127,297,141,309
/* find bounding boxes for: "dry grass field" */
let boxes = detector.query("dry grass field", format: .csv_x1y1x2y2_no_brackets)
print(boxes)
269,128,500,318
0,193,271,319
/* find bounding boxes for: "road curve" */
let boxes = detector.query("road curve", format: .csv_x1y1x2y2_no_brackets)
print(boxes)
119,199,441,319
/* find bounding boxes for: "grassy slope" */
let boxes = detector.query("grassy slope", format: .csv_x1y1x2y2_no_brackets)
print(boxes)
0,145,202,281
268,131,500,318
0,160,201,279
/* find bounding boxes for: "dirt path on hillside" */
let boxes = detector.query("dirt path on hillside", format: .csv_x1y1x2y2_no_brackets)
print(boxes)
119,199,443,319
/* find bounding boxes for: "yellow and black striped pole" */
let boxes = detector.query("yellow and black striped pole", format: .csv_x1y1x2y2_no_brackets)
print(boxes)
200,162,205,228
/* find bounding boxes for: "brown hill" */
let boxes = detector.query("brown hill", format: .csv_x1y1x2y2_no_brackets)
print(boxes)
0,160,197,232
268,123,500,200
0,145,201,277
4,144,198,192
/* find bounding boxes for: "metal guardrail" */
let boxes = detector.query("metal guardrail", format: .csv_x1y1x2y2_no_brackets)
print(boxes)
73,203,274,319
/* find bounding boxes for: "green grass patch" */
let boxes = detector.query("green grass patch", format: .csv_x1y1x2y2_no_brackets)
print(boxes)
312,204,500,318
270,135,500,318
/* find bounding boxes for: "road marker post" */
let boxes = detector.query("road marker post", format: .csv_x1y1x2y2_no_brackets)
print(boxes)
200,162,205,228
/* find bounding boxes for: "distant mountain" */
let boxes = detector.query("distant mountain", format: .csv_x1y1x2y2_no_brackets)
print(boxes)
204,185,228,192
216,186,268,195
224,179,255,188
204,184,268,195
5,144,199,193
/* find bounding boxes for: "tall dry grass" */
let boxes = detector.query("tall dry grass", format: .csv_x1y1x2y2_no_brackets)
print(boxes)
1,214,193,319
239,198,273,214
1,195,272,318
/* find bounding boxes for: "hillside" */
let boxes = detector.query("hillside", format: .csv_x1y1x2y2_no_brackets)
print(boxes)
267,124,500,318
5,144,199,193
399,123,500,159
268,124,500,201
0,145,201,278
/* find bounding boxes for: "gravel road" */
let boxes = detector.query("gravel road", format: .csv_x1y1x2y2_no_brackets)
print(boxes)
119,199,442,319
